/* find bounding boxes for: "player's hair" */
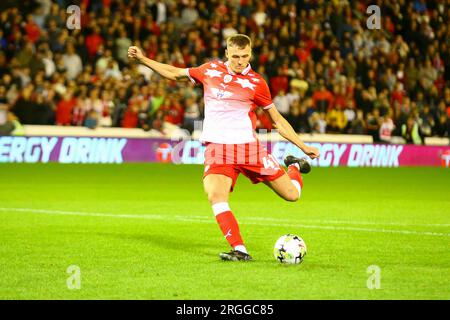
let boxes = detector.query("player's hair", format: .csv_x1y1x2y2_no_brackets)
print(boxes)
226,34,252,49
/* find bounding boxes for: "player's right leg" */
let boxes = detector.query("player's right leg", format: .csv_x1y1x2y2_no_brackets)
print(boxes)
203,173,252,261
263,156,311,202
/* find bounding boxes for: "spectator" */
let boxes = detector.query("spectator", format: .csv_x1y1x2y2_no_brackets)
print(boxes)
151,108,165,132
418,59,438,91
332,84,347,111
153,1,168,25
374,90,390,117
24,14,41,44
111,87,128,127
99,90,113,127
434,114,450,137
270,66,289,97
286,82,303,107
15,41,34,68
286,100,301,133
56,90,76,125
418,105,435,138
272,90,290,117
326,105,347,134
443,89,450,111
40,44,56,78
0,30,7,51
163,97,184,127
104,59,122,80
137,99,152,131
326,117,341,134
348,110,366,135
253,2,267,27
0,85,7,104
181,1,199,27
121,104,139,128
436,100,448,122
366,108,381,142
222,22,237,45
52,29,69,54
0,106,24,136
296,101,311,133
72,94,88,126
84,109,99,129
379,112,396,143
96,49,114,74
312,79,334,113
150,87,166,114
115,29,132,66
183,96,200,134
310,112,327,134
62,43,83,80
405,58,419,93
31,91,54,124
85,88,112,127
168,8,184,32
85,26,104,60
344,53,357,79
402,116,422,144
10,83,35,124
343,99,356,131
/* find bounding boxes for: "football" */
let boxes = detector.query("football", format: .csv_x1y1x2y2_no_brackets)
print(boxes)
273,234,307,264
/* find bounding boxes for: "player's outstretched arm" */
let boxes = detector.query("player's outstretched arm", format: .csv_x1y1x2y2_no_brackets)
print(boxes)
127,46,188,81
265,106,320,159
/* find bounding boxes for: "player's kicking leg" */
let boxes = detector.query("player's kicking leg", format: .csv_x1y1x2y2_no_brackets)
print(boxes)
203,173,252,261
264,156,311,202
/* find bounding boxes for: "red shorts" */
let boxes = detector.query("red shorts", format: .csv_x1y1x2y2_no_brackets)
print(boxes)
202,142,285,191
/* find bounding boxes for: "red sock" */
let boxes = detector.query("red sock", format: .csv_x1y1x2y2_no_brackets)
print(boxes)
212,203,244,248
287,164,303,188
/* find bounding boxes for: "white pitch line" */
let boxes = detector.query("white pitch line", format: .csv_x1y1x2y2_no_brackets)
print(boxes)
236,216,450,228
135,213,450,228
0,207,449,238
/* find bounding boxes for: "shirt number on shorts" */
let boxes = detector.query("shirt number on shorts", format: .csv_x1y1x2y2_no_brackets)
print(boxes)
262,155,280,171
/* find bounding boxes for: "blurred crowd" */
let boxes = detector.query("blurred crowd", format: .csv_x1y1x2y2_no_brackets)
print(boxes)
0,0,450,144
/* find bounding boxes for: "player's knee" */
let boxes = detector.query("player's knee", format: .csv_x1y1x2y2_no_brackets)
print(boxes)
207,191,228,204
285,189,300,202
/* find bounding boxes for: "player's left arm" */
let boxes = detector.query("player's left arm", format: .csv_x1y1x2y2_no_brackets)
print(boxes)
265,106,320,159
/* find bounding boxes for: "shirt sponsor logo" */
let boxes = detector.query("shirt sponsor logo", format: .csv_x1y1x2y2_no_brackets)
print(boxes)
210,87,233,99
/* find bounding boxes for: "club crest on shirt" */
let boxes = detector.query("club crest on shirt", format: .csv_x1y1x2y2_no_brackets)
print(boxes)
223,74,232,83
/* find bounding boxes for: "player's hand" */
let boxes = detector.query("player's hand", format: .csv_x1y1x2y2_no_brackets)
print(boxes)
127,46,143,61
303,146,320,159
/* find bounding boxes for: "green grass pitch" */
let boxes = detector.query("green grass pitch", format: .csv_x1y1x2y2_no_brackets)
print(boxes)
0,163,449,299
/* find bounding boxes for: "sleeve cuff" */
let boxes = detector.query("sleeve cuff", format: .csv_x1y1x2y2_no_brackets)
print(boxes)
262,103,274,110
185,68,196,84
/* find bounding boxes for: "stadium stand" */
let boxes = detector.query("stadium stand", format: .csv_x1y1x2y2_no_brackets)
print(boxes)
0,0,449,145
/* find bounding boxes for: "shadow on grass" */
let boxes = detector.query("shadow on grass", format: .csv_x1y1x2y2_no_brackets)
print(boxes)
93,231,219,253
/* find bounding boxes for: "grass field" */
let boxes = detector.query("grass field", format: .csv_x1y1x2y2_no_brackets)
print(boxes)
0,163,449,300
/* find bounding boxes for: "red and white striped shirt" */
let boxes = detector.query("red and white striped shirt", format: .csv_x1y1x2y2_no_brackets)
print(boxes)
186,60,274,144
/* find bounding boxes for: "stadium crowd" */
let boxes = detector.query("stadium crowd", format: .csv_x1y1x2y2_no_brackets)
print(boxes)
0,0,449,144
